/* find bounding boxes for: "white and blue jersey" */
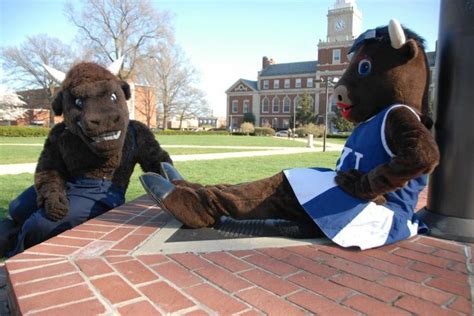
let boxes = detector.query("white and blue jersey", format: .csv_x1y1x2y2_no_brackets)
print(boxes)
284,104,428,250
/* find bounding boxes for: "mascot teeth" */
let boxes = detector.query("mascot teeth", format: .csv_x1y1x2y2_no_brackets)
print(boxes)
92,131,121,143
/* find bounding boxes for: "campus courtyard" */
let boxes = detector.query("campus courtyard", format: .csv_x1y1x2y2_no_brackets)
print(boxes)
0,135,472,315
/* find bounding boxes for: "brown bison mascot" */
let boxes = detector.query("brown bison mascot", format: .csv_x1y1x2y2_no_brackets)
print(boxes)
141,20,440,250
1,60,172,257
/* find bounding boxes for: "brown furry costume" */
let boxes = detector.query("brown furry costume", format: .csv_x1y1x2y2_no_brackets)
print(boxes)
5,62,171,256
141,21,440,249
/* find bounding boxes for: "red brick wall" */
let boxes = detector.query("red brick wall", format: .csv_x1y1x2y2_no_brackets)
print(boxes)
134,86,157,128
229,95,253,115
260,76,316,90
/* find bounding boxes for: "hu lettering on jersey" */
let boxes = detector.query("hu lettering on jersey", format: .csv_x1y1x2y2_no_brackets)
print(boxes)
336,147,364,171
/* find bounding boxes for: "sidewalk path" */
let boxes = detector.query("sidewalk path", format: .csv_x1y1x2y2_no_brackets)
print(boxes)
0,143,343,175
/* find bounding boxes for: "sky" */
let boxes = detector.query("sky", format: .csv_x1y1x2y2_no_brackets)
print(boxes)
0,0,441,118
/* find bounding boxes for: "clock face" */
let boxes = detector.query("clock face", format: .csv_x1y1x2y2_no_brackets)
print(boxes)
335,19,346,32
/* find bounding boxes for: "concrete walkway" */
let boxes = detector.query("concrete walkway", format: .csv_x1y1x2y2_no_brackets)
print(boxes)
0,143,343,175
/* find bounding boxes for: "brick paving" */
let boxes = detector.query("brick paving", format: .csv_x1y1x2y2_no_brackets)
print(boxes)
3,191,473,315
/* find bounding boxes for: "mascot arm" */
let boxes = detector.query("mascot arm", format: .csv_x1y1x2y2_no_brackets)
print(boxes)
336,107,439,202
35,125,69,221
133,121,173,175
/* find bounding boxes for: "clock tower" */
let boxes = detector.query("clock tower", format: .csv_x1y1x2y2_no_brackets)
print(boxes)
327,0,362,42
315,0,362,120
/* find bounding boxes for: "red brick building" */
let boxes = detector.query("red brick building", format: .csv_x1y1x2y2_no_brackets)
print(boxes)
226,0,437,131
13,83,158,128
226,0,362,130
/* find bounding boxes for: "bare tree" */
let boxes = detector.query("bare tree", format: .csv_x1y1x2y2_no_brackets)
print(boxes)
65,0,171,80
149,44,198,129
173,86,211,129
0,88,27,123
1,34,75,125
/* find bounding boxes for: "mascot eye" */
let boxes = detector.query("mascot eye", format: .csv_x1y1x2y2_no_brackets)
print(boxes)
358,59,372,76
75,98,84,108
110,93,117,103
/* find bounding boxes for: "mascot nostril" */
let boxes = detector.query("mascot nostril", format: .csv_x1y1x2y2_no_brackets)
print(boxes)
139,19,440,251
3,59,173,257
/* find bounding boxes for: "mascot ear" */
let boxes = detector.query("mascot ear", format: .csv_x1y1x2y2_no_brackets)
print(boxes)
120,81,131,100
399,39,419,61
52,91,63,116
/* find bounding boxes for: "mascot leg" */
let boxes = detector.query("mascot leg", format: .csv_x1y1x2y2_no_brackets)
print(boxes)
142,171,308,228
7,189,121,257
0,186,38,256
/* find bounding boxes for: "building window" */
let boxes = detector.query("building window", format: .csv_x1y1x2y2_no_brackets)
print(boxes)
263,80,269,89
232,100,238,113
272,97,280,113
284,79,290,88
262,97,269,113
272,117,278,129
261,118,270,127
282,119,290,128
330,95,338,113
333,49,341,64
307,78,314,88
283,96,291,113
294,96,302,110
273,80,279,89
295,78,301,88
243,100,249,113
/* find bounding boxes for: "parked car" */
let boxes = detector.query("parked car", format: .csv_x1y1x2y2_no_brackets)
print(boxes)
275,130,289,137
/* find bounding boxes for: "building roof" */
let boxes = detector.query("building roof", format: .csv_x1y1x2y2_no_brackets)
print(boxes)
260,60,318,77
240,79,258,90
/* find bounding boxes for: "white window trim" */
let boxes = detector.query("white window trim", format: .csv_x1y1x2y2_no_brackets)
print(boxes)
284,79,290,88
283,96,291,113
307,78,314,88
273,80,280,89
333,49,341,64
243,100,249,113
262,97,269,113
295,78,302,88
232,100,238,113
263,80,269,89
272,97,280,113
294,96,301,109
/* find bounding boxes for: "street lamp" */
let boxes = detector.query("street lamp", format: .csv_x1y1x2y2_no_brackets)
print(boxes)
321,76,339,152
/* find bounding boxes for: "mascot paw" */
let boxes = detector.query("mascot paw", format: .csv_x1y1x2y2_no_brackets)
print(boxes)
45,193,69,221
335,169,377,201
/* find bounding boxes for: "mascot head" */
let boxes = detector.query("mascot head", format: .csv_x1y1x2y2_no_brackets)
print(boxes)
45,58,131,157
334,19,430,125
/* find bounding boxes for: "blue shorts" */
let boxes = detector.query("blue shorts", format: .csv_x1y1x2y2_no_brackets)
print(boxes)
8,178,125,257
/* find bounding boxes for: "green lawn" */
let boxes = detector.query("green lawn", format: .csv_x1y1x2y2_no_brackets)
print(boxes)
0,151,339,218
157,135,308,147
0,146,271,165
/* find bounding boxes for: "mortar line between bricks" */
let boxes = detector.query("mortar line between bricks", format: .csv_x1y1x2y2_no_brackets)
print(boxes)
68,258,120,315
22,297,103,316
16,279,96,300
236,280,335,314
6,259,68,274
234,307,264,316
8,271,77,287
145,263,250,315
104,254,207,315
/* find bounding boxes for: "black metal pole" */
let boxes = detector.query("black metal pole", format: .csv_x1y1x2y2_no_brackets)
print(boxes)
418,0,474,242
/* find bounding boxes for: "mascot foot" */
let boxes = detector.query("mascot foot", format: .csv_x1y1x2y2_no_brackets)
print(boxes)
160,162,184,181
0,218,20,257
139,172,176,209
